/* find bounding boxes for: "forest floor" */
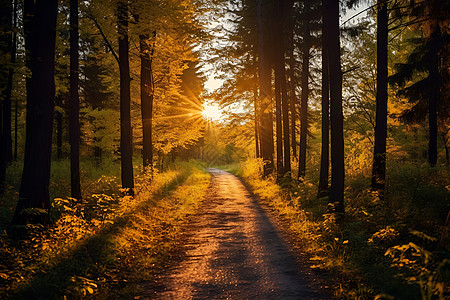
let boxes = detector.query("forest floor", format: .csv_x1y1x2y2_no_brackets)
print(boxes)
138,168,331,299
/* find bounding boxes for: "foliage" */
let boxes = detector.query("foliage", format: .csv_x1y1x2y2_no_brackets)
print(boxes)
0,160,210,299
236,156,449,299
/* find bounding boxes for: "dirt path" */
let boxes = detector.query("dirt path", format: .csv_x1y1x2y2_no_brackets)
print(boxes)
143,168,330,299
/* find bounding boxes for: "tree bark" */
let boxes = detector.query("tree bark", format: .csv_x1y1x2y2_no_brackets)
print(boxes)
253,68,260,158
12,0,58,224
298,4,310,179
279,0,290,175
318,0,329,195
275,63,283,179
70,0,81,199
0,0,13,192
371,0,388,197
288,45,297,158
327,0,344,213
140,32,155,171
257,0,274,177
55,95,63,159
118,0,134,194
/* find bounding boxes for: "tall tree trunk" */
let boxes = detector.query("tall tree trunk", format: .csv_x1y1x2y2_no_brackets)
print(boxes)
288,45,297,158
0,0,13,192
371,0,388,197
70,0,81,199
118,0,134,194
318,0,329,196
275,64,283,179
4,0,14,164
12,0,58,224
298,5,310,179
279,0,290,175
140,32,155,171
253,68,260,158
327,0,344,214
55,95,63,159
257,0,274,177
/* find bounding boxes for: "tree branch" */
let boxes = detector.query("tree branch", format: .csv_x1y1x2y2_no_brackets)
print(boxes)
87,14,120,65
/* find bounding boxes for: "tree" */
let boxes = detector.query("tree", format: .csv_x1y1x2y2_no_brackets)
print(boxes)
257,0,274,177
389,0,449,167
0,0,12,192
140,31,155,170
117,0,134,194
327,0,344,213
12,0,58,224
371,0,388,196
298,2,311,179
70,0,81,199
318,0,329,196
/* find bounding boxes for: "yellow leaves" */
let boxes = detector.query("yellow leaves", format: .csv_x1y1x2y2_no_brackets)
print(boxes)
0,273,8,280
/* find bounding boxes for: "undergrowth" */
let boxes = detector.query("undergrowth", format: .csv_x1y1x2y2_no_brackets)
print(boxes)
0,159,210,299
236,158,449,299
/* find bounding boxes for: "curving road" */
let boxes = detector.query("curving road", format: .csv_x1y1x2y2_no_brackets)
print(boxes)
145,168,329,299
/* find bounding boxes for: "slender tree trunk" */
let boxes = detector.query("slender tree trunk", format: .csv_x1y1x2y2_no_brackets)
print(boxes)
12,0,58,225
4,0,14,164
318,0,329,196
275,64,283,179
298,5,310,179
279,0,290,175
288,46,297,158
13,0,17,162
70,0,81,199
0,0,13,192
257,0,274,177
118,0,134,194
371,0,388,197
55,95,63,159
140,32,155,171
327,0,344,214
253,69,260,158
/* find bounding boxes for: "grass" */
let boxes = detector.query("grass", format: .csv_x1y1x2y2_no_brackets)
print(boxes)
0,159,210,299
235,157,450,299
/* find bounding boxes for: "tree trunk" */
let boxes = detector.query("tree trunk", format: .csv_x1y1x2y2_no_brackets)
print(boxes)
318,0,329,196
279,0,290,176
257,0,274,177
55,95,63,159
288,46,297,158
371,0,388,197
12,0,58,225
327,0,344,214
118,0,134,194
253,69,260,158
298,5,310,179
275,65,283,179
0,0,13,192
140,32,155,171
70,0,81,199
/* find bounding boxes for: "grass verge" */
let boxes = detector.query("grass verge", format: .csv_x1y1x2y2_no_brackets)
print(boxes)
0,160,210,299
235,158,449,299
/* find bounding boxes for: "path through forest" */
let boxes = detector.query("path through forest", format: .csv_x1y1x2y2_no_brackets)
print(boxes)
141,168,330,299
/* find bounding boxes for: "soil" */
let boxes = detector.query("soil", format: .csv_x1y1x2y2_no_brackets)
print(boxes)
139,168,332,299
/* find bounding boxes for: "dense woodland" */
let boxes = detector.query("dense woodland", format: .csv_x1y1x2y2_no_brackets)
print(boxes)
0,0,449,298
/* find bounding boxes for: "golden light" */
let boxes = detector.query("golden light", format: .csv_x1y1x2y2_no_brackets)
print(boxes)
202,103,223,123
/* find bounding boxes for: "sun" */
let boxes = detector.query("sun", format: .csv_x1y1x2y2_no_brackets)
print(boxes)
202,103,223,122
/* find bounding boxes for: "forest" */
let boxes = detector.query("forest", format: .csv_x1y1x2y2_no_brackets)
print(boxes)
0,0,449,299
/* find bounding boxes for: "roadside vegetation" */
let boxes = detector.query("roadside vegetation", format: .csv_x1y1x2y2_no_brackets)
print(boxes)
0,159,210,299
235,158,449,299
